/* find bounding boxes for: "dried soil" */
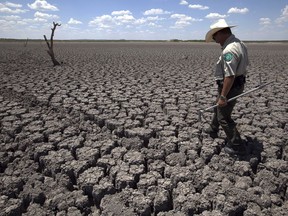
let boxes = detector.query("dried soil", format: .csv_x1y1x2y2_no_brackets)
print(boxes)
0,41,287,216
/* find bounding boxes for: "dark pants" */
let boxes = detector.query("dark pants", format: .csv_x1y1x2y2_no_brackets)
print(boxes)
211,84,244,146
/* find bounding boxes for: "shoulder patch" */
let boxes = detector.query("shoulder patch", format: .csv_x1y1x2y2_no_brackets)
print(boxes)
224,52,233,61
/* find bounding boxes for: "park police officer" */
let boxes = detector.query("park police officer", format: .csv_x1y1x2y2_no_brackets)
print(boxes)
205,19,249,155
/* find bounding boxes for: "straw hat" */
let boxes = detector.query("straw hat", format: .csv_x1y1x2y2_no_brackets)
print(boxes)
205,19,236,42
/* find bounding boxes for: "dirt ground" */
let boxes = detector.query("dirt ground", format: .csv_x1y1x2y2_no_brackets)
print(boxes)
0,41,287,216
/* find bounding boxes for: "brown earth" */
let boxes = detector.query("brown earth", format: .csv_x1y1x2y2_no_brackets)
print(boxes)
0,41,287,216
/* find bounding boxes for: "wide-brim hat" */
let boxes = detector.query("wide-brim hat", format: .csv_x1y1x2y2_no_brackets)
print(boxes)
205,19,236,42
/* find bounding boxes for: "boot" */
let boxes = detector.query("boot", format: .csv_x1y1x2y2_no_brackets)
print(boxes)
204,126,219,139
224,141,246,156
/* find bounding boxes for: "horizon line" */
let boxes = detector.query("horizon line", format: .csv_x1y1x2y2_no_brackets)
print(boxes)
1,38,288,43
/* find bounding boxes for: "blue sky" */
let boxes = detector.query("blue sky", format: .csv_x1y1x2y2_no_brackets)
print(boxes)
0,0,287,40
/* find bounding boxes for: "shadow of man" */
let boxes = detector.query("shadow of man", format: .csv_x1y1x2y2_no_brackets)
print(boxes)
246,136,264,157
230,136,264,171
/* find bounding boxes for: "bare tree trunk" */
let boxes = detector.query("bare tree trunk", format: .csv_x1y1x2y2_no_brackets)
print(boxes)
24,38,28,47
44,22,61,66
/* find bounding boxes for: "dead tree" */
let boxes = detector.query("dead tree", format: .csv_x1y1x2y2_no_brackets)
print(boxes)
44,22,61,66
24,38,28,47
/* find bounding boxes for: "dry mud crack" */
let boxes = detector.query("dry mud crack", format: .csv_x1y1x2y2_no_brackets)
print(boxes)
0,42,287,216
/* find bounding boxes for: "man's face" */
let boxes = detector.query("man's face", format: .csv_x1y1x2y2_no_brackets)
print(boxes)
212,31,220,43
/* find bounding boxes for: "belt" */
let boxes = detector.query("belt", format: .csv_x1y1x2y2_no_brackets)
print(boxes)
216,75,246,87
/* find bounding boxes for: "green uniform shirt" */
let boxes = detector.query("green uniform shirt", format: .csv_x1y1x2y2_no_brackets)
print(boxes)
215,34,249,80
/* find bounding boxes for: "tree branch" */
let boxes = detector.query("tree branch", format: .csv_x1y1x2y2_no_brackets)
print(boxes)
43,22,61,66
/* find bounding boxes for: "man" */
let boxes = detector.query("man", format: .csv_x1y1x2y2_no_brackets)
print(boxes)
205,19,249,155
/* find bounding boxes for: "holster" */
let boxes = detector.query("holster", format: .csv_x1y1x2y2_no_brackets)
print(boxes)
216,75,246,88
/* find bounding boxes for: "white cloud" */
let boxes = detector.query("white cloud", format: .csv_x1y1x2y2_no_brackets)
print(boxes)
0,2,27,14
171,14,202,28
68,18,82,25
228,7,249,14
275,5,288,25
107,11,136,26
89,15,114,29
0,19,13,28
0,15,23,28
171,14,190,20
5,2,22,8
34,11,59,20
147,16,164,21
188,4,209,10
134,18,147,25
28,0,58,11
172,20,190,28
115,14,135,23
89,10,167,32
111,10,132,16
206,13,227,19
133,16,164,26
1,15,21,21
180,0,188,5
259,18,271,25
143,8,170,15
147,22,161,28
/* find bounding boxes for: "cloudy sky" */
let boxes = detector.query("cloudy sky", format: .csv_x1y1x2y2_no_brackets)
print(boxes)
0,0,288,40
